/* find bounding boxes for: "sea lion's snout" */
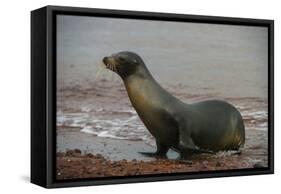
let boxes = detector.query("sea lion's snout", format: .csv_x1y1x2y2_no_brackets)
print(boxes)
102,56,116,70
102,56,108,64
102,56,110,67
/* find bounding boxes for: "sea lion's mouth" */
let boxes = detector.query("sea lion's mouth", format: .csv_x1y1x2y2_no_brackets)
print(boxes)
103,63,110,69
103,56,117,72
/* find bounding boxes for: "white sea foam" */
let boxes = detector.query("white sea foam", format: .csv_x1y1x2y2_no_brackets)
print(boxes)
242,110,267,118
81,126,98,135
97,131,127,139
81,107,91,112
57,109,153,144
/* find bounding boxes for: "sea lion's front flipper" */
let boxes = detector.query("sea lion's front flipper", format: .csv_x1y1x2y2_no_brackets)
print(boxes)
138,141,169,158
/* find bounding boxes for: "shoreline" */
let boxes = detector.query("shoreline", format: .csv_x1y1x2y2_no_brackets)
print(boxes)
56,147,264,180
56,126,267,180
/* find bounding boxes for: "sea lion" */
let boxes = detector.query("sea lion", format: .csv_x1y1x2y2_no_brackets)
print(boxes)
103,51,245,159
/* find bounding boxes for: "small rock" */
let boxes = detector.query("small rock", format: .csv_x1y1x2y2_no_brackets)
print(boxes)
86,153,94,158
74,149,81,154
96,154,103,159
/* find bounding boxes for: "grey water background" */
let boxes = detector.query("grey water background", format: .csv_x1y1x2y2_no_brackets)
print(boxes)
57,15,268,98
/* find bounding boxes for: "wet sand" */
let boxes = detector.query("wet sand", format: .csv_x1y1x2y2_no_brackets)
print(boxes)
57,127,163,161
56,128,267,180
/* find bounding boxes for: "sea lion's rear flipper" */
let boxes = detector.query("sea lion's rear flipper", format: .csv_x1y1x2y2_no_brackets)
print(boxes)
178,140,214,159
138,151,167,159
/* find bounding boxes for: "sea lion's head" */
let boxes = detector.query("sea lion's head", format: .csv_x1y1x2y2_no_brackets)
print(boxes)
103,51,144,79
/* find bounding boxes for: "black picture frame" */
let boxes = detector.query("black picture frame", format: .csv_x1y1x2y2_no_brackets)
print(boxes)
31,5,274,188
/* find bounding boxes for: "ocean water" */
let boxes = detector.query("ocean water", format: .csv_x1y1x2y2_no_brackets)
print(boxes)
57,15,268,99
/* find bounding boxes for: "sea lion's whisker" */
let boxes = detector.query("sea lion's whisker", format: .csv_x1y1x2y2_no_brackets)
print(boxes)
109,64,114,80
113,63,117,72
95,61,106,81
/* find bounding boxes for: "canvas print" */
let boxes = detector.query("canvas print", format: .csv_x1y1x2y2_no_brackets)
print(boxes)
56,15,268,180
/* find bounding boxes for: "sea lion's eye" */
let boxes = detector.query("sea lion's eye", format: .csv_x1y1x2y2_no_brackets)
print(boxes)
118,56,126,61
132,59,138,64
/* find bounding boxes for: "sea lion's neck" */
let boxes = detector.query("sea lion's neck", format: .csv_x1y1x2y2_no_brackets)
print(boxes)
122,64,153,80
123,65,158,97
122,65,179,113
